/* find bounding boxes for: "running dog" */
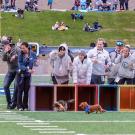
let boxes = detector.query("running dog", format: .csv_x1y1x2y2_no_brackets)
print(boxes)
53,99,75,112
79,102,106,114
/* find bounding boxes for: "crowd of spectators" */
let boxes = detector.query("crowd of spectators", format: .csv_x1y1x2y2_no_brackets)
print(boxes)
73,0,129,11
0,36,135,111
0,0,38,11
52,21,69,31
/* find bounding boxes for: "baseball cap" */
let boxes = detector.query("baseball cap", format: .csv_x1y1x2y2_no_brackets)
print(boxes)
116,40,124,46
1,40,10,45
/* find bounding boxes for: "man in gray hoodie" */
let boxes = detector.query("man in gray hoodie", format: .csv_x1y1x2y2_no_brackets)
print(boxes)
2,40,18,109
49,43,72,84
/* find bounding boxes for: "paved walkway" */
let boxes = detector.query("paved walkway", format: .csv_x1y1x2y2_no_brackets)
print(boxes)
15,0,135,11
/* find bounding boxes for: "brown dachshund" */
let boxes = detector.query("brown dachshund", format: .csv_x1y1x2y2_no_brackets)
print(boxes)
79,102,106,114
53,99,75,112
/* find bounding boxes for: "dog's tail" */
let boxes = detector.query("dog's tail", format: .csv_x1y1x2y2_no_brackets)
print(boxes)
67,99,75,103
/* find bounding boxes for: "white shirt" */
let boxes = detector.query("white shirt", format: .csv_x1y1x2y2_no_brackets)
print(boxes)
87,47,111,75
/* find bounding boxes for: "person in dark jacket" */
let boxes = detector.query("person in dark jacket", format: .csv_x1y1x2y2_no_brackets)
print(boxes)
17,42,37,111
2,40,18,109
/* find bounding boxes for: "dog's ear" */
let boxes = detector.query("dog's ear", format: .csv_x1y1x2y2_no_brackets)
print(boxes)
82,102,88,108
79,102,85,109
79,103,82,107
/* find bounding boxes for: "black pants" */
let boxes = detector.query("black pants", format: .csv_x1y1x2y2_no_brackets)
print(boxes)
91,74,104,84
3,71,18,107
51,75,68,84
108,78,116,85
120,1,124,10
17,74,31,109
124,1,128,10
118,78,133,84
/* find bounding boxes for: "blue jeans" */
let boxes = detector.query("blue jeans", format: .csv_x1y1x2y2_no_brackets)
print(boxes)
3,71,18,106
91,74,105,84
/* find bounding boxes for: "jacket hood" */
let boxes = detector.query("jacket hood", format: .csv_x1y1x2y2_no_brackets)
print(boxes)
59,43,68,54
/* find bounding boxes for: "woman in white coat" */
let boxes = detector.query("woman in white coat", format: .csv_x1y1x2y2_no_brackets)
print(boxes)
73,50,93,84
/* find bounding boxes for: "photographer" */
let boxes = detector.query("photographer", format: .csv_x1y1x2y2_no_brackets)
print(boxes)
17,42,37,111
2,40,18,109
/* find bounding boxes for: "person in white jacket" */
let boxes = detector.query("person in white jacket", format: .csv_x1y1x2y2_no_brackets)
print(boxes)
73,50,93,84
49,43,73,84
87,38,111,84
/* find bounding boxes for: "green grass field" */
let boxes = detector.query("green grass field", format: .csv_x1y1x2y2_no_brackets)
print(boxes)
1,11,135,46
0,94,135,135
1,95,135,135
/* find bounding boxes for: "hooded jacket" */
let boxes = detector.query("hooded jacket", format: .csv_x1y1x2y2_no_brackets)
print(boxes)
73,56,92,84
49,44,72,84
115,54,135,78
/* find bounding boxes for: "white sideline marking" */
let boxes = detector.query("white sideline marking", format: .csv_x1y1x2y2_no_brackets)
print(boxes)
31,128,67,131
4,118,34,120
0,121,35,123
39,131,75,134
0,113,17,115
0,104,7,105
44,120,135,123
23,126,56,128
0,115,29,118
17,123,50,125
1,120,135,123
83,134,135,135
35,120,44,122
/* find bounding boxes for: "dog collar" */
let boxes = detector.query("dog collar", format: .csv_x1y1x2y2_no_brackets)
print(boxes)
84,105,90,113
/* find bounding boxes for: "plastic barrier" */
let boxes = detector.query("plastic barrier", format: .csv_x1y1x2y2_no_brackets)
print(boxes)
29,84,54,111
75,85,98,111
99,85,118,111
120,85,135,111
55,85,75,111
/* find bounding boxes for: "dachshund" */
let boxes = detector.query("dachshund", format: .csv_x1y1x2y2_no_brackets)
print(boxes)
53,99,75,112
79,102,106,114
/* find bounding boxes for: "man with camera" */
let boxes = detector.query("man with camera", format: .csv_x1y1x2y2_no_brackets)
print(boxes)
2,40,18,109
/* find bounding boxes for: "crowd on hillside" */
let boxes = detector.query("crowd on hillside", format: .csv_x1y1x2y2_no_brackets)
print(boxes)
0,0,38,11
73,0,130,11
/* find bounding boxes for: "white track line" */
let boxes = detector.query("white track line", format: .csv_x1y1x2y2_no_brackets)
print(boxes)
17,123,50,125
4,118,34,120
0,115,29,118
0,121,35,123
31,128,67,131
84,134,135,135
0,113,17,115
1,120,135,123
23,126,55,128
43,120,135,123
39,131,75,134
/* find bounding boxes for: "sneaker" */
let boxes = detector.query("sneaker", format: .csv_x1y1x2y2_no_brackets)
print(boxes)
18,108,23,111
7,105,11,109
23,108,29,111
7,104,12,109
10,104,16,109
